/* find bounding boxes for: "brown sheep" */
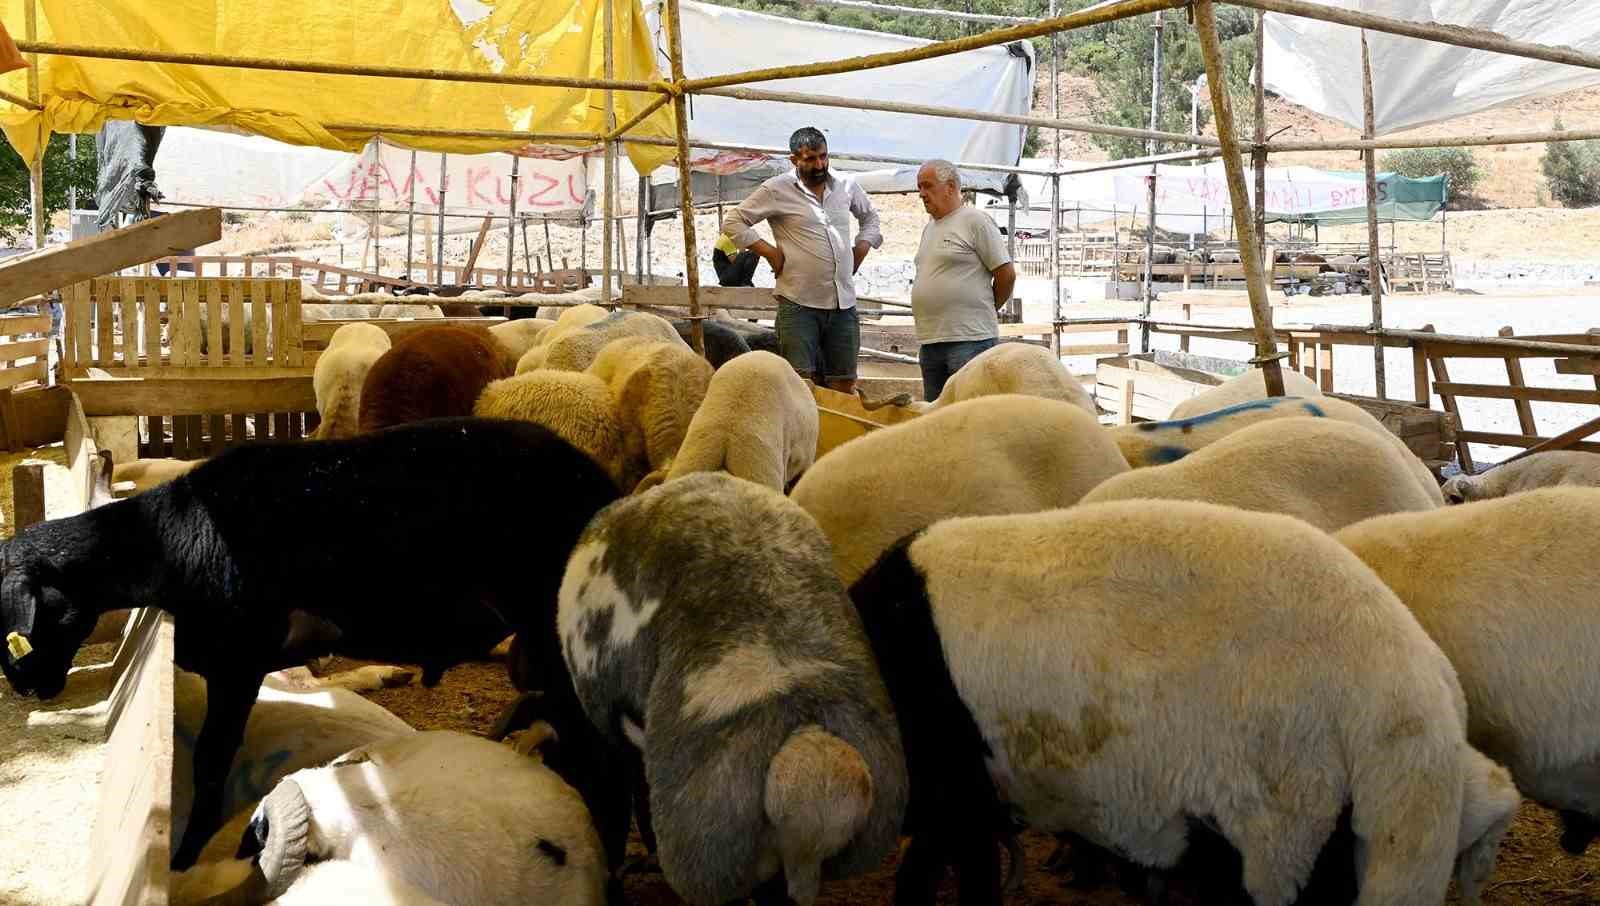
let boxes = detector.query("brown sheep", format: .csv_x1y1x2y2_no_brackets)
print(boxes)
357,326,514,432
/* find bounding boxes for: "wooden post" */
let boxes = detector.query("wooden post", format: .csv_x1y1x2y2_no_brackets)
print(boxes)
1497,326,1537,437
664,0,705,356
25,0,45,250
1194,0,1283,395
1139,11,1164,352
435,154,448,286
1050,172,1062,356
405,150,418,282
12,463,45,527
603,0,616,308
637,175,649,282
1362,32,1387,399
1253,10,1267,261
506,154,520,289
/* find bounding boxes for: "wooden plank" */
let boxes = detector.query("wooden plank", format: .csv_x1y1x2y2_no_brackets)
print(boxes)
251,280,269,368
229,279,246,366
11,462,45,529
1554,358,1600,376
0,312,52,336
8,385,69,449
207,281,225,367
167,280,188,367
0,337,51,364
998,323,1059,338
0,360,48,391
301,318,504,347
171,413,191,458
1431,381,1600,406
1425,334,1475,473
60,283,79,367
282,280,303,366
146,415,166,458
86,607,175,906
1458,429,1600,455
120,278,139,368
273,412,292,439
142,282,163,373
1498,327,1538,436
1059,343,1130,357
1118,379,1136,426
1316,343,1334,393
68,364,316,380
232,413,249,444
209,414,228,455
74,281,93,371
96,280,117,367
73,377,317,417
271,281,287,368
1412,343,1430,406
65,391,98,510
622,285,775,311
0,207,221,306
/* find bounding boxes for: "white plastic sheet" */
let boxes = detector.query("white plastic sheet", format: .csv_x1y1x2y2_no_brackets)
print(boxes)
1262,1,1600,135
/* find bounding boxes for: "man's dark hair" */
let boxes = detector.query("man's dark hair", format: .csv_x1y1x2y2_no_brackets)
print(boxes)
789,127,827,154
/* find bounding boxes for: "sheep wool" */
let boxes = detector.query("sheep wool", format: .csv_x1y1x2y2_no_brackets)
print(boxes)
1337,487,1600,854
487,317,557,362
664,350,817,493
312,322,391,440
557,474,907,905
1168,367,1324,419
1083,417,1439,533
540,310,685,373
1110,394,1446,506
357,325,513,432
931,342,1096,415
475,370,634,490
790,394,1128,586
586,337,713,477
1441,450,1600,503
851,501,1519,906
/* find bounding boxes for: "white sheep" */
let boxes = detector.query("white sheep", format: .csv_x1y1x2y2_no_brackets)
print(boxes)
1168,367,1324,419
488,317,557,363
171,668,415,856
931,342,1097,415
1082,417,1439,533
1441,450,1600,504
174,731,607,906
790,394,1129,587
311,322,392,440
517,304,614,372
660,350,818,493
557,473,906,905
1108,393,1446,507
537,309,686,373
586,336,713,482
850,500,1520,906
474,370,634,489
1336,487,1600,855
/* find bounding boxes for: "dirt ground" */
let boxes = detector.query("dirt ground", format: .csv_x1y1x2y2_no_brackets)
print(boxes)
340,653,1600,906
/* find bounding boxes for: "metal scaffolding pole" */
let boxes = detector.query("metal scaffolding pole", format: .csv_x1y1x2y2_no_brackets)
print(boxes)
507,154,520,290
435,154,448,285
405,149,418,281
1194,0,1284,395
1051,172,1061,356
603,0,616,307
25,0,44,250
1139,10,1164,352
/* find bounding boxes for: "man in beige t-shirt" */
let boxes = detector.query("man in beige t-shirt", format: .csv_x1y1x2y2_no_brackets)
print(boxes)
911,159,1016,401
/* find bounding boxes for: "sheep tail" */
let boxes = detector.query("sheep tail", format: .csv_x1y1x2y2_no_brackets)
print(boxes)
1348,727,1462,906
1454,748,1519,904
764,725,874,905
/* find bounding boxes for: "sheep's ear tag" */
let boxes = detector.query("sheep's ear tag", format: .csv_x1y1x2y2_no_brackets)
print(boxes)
6,631,32,659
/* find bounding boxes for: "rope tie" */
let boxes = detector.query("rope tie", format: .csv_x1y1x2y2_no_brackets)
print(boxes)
652,79,684,98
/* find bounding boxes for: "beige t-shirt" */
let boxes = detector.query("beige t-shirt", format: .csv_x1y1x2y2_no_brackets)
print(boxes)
911,204,1011,344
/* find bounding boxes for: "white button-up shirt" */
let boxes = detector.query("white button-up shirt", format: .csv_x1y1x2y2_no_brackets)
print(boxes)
721,170,883,310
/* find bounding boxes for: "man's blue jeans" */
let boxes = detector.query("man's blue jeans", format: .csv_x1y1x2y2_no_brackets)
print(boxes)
919,337,998,402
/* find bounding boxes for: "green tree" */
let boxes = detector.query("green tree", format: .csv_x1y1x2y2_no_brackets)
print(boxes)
1541,118,1600,209
1,132,99,245
1380,148,1481,209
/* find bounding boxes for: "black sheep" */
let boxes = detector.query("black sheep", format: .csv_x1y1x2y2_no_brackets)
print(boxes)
0,417,624,872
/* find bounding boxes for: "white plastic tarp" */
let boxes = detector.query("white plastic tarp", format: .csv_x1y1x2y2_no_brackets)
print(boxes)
1262,1,1600,135
644,0,1033,194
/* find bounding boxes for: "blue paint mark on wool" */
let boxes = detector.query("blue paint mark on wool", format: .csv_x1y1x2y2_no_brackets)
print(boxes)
1138,396,1310,433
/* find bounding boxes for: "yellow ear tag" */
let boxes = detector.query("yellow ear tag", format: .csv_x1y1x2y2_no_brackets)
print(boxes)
7,632,32,659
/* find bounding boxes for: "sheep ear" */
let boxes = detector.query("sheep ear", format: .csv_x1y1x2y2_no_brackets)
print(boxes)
87,450,117,510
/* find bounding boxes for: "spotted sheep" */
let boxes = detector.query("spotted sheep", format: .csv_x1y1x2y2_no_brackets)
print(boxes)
1338,487,1600,856
849,500,1519,906
1084,417,1440,533
0,417,620,869
553,473,907,905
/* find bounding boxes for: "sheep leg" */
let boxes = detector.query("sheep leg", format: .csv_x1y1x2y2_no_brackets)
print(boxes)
172,669,267,870
952,825,1002,906
630,747,659,855
892,834,948,906
1559,810,1599,855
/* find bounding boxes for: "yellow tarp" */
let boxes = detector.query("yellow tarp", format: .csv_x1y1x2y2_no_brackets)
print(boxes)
0,21,23,75
0,0,676,171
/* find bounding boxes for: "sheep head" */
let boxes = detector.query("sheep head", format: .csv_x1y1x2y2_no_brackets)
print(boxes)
0,554,94,700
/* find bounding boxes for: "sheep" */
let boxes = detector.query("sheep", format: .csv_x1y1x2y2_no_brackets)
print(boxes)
1440,450,1600,504
930,342,1096,415
171,667,415,850
537,309,686,373
658,350,818,494
1108,394,1447,507
850,501,1520,906
710,312,781,355
173,731,606,906
0,417,621,869
554,473,907,905
357,325,513,432
105,456,202,497
310,322,391,440
515,303,613,373
586,337,713,482
1336,487,1600,855
789,395,1129,586
672,318,752,368
474,370,634,490
487,317,556,362
1168,367,1324,419
1082,418,1439,533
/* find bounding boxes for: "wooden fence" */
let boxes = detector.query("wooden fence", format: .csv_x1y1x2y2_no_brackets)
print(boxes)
138,255,592,296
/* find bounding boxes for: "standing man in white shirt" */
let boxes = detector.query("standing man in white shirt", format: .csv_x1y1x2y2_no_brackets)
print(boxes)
720,126,882,393
911,159,1017,401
